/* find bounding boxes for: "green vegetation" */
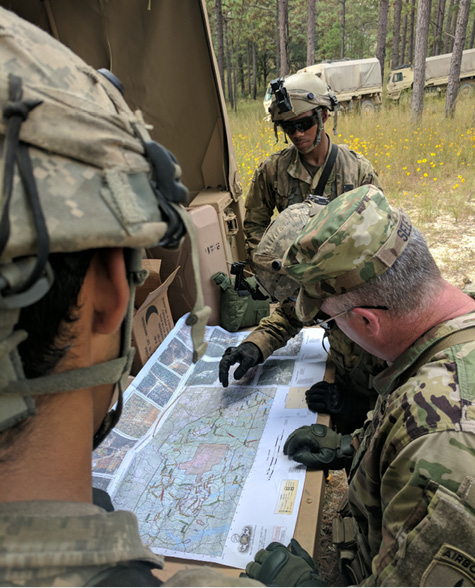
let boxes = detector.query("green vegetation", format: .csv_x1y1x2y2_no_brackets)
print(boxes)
228,96,475,287
229,96,474,225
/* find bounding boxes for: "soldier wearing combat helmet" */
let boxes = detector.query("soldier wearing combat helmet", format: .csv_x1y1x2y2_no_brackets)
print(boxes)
243,70,382,257
220,72,384,423
243,185,475,587
0,8,265,587
219,198,385,434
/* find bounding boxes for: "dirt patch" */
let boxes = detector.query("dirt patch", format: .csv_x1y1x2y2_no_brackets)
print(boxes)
314,470,348,586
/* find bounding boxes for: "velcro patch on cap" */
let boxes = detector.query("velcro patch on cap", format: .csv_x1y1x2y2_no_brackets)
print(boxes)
421,544,475,587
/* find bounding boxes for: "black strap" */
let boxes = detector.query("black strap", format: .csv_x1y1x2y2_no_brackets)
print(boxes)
314,143,338,196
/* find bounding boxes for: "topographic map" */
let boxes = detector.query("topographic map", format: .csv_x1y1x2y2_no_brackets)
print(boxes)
92,316,327,568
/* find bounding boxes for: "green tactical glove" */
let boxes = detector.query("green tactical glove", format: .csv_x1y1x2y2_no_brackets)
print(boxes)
283,424,354,471
219,342,263,387
241,539,325,587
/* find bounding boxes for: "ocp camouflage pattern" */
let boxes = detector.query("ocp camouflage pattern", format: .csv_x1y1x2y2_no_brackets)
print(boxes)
346,311,475,585
283,185,412,321
243,137,382,254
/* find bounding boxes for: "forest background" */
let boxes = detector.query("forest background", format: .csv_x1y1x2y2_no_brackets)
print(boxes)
205,0,475,290
204,3,474,583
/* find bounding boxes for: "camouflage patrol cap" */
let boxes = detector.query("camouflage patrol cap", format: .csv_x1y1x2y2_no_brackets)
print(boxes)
283,185,413,322
252,199,326,302
270,71,336,123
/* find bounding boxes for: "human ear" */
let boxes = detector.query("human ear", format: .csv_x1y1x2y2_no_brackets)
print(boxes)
352,307,381,338
321,109,329,124
90,248,129,335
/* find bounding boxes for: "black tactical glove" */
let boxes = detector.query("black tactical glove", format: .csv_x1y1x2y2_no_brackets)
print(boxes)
219,342,263,387
283,424,354,471
241,539,325,587
305,381,370,434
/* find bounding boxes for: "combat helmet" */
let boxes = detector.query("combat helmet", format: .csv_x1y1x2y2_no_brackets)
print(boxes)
268,71,338,151
0,7,210,445
251,198,327,304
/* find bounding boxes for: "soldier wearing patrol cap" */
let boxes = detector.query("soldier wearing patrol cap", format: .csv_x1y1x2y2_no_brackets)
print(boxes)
0,7,266,588
219,198,386,434
242,185,475,587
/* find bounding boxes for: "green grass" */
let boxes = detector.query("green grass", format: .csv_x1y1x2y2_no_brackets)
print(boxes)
227,96,475,228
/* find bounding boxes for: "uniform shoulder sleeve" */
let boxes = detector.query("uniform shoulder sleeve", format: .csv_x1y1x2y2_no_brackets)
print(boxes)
360,431,475,586
245,302,303,360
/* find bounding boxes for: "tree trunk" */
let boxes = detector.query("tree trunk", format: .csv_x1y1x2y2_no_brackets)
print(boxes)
445,0,470,116
307,0,316,66
215,0,225,94
246,40,251,96
411,0,431,124
401,13,408,63
224,15,233,108
432,0,446,55
341,0,346,58
275,0,280,76
252,41,257,100
444,0,455,53
233,1,245,112
278,0,289,76
450,0,459,51
408,0,416,62
391,0,402,68
376,0,389,81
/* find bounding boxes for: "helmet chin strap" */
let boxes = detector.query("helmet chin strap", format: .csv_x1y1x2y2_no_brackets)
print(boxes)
298,108,324,155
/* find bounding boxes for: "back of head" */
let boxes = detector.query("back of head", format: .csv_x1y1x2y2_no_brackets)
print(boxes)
0,7,208,442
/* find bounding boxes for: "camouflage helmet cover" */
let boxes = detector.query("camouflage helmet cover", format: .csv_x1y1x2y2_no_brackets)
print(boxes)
283,185,413,322
0,7,209,437
269,71,336,123
0,7,175,266
252,199,326,302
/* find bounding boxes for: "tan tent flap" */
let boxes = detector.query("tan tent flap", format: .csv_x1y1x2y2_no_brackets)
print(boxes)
1,0,241,200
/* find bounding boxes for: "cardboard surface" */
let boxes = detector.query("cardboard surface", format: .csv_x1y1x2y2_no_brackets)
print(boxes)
131,268,178,375
135,259,163,309
147,204,228,326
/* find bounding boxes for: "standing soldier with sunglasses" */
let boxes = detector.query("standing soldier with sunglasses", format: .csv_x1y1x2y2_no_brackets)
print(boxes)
219,73,384,433
244,71,381,257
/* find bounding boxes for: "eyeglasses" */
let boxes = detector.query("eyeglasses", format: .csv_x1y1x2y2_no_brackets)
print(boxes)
316,305,388,330
279,113,318,135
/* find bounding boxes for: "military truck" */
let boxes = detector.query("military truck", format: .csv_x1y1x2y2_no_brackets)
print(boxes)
1,0,248,328
387,48,475,101
297,58,383,114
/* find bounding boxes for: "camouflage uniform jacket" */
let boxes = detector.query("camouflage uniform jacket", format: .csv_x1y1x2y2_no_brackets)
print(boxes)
243,135,382,253
346,312,475,586
0,501,164,586
0,502,263,587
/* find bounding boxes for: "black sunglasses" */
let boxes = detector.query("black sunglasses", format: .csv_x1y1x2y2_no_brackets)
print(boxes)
279,113,318,135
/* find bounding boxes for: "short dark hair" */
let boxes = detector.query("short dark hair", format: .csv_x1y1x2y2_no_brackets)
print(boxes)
0,250,95,462
16,250,95,378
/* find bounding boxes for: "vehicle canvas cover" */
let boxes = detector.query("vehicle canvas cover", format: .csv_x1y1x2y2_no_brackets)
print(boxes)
300,58,382,93
425,48,475,81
